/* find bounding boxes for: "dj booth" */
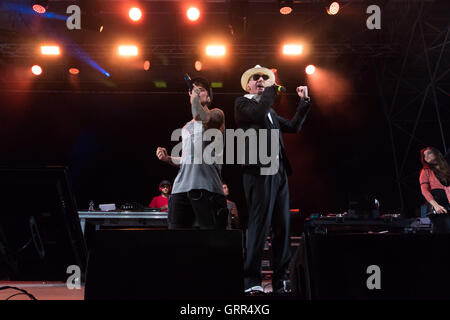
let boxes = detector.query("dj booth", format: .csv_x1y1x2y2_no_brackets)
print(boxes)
303,214,430,234
78,210,168,234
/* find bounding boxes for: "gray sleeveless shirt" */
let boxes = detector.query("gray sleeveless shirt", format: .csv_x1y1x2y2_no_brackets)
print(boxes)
171,120,224,195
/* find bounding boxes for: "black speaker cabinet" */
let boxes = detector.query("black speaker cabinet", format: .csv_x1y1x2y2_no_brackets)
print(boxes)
292,233,450,299
84,229,244,300
0,167,87,281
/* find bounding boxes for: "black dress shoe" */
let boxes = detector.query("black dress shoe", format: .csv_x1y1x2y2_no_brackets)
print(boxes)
245,286,265,296
273,280,292,295
245,290,266,296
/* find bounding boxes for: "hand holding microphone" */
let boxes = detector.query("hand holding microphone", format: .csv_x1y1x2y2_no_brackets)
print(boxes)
275,84,287,93
296,86,309,99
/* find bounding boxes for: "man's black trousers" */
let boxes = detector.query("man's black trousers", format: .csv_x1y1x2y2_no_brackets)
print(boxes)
168,189,228,230
243,165,291,291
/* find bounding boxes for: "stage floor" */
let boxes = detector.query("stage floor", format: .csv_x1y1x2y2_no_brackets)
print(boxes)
0,281,84,300
0,280,273,300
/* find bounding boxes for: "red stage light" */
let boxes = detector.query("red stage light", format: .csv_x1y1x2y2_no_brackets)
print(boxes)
187,7,200,21
280,7,292,15
69,68,79,75
31,65,42,75
144,60,151,71
32,4,46,14
194,60,202,71
279,0,293,15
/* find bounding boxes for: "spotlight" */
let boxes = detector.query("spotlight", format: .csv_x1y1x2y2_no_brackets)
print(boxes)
283,44,303,56
144,60,151,71
327,2,340,15
118,45,138,56
31,65,42,75
69,67,80,75
187,7,200,21
279,0,293,15
40,45,60,55
194,60,202,71
206,45,226,57
129,7,142,22
32,1,48,14
305,65,316,75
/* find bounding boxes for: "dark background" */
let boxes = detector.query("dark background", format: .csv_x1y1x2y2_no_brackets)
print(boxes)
0,0,449,223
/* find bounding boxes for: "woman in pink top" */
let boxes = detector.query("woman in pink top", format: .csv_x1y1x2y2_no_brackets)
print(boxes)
419,147,450,233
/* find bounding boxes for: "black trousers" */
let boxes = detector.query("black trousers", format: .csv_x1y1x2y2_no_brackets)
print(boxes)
429,214,450,234
168,189,228,230
243,165,291,291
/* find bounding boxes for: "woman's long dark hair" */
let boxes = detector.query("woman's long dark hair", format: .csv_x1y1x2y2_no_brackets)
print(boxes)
421,147,450,186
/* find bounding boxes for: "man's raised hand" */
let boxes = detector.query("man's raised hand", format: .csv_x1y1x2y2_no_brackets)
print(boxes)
156,147,170,163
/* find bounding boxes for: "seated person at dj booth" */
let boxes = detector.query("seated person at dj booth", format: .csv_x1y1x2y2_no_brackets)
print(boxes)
149,180,171,212
419,147,450,233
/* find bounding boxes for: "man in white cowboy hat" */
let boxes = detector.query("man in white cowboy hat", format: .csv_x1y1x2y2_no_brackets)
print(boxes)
235,65,312,294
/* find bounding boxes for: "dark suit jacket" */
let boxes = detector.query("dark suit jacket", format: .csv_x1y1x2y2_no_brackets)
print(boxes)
234,85,311,176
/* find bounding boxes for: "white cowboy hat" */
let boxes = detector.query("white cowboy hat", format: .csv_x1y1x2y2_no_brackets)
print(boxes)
240,65,275,92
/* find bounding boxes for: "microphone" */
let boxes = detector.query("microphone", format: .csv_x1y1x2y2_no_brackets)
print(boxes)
273,84,286,93
184,73,193,91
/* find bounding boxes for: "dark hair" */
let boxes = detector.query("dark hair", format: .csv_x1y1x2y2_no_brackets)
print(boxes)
191,77,211,98
420,147,450,185
159,180,171,188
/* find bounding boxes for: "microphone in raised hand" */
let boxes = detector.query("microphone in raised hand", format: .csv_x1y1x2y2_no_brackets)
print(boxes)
274,84,286,93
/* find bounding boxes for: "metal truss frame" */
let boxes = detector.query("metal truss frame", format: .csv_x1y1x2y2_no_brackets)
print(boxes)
376,0,450,215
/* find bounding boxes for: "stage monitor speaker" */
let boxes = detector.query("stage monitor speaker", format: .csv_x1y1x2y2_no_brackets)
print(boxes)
0,166,87,281
291,233,450,299
84,229,244,300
